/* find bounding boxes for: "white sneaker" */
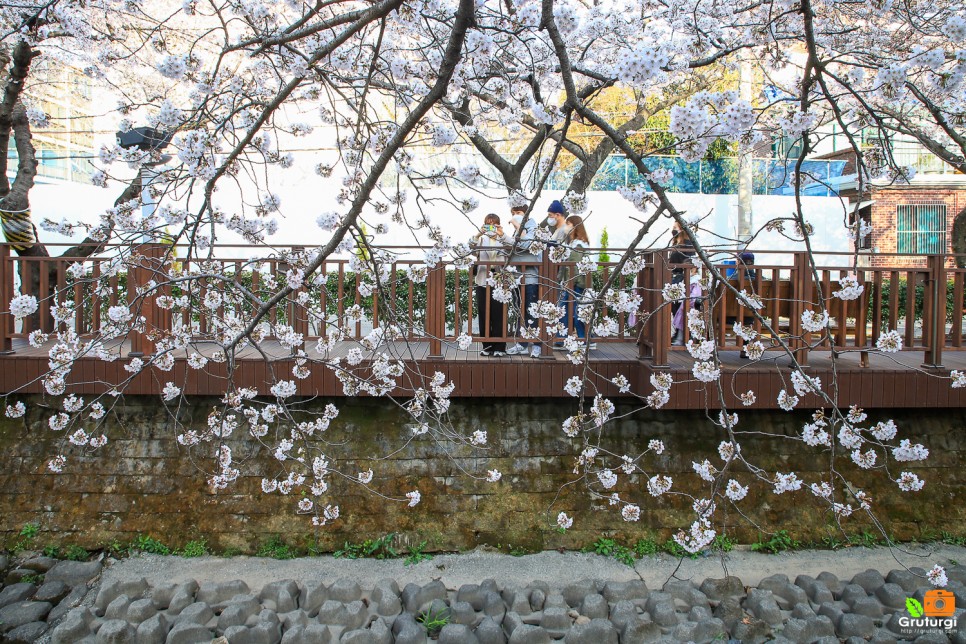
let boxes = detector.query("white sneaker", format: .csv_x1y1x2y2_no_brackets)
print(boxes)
480,349,492,357
530,346,542,358
506,344,527,355
493,351,506,357
588,342,597,350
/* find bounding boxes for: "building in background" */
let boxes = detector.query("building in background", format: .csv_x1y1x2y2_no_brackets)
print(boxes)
7,57,96,185
813,130,966,268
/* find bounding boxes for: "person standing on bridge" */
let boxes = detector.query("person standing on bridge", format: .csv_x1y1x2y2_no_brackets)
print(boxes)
669,222,696,346
471,213,512,357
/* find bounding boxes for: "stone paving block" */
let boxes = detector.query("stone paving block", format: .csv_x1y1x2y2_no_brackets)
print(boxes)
136,612,171,644
692,617,727,642
166,583,199,616
35,580,71,604
699,577,744,601
219,597,262,630
96,579,150,614
163,621,212,644
299,581,328,615
394,623,428,644
127,597,158,623
713,596,745,630
602,580,648,604
104,594,132,620
508,624,552,644
840,584,868,607
745,588,782,626
450,600,477,626
562,581,597,608
402,581,446,613
852,570,888,594
195,580,249,606
540,606,571,638
0,583,38,609
543,593,568,611
648,600,678,628
52,606,95,644
49,584,90,623
259,580,299,614
328,578,362,604
837,612,876,638
278,608,309,631
816,572,843,595
758,574,809,610
0,600,53,633
851,595,885,618
96,619,136,643
529,589,546,612
731,616,772,644
483,591,506,621
5,621,48,643
885,569,920,593
872,582,907,610
458,584,484,610
149,583,178,611
618,616,662,644
794,575,835,605
175,602,214,626
564,618,617,644
503,612,524,637
579,593,607,619
791,602,816,619
280,624,331,644
475,616,507,644
438,623,480,644
608,600,638,631
22,556,58,572
45,560,103,587
818,600,846,624
870,627,898,644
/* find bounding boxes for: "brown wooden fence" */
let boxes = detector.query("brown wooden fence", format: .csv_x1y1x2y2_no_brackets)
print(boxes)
1,244,963,369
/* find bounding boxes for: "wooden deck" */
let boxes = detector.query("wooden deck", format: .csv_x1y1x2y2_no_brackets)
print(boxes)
4,338,964,409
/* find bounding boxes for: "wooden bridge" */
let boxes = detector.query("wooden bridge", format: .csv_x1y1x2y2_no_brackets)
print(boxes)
1,244,965,409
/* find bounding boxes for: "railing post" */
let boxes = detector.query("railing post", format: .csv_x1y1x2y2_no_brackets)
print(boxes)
922,254,945,368
791,251,810,366
0,245,13,354
127,243,164,357
426,263,445,358
650,251,670,368
537,248,553,358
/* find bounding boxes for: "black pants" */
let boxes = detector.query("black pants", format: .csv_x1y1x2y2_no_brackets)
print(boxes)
476,286,506,352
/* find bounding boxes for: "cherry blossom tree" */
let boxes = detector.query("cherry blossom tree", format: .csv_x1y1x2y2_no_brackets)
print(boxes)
1,0,964,584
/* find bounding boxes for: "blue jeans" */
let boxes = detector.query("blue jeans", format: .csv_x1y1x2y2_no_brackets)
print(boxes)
559,285,586,339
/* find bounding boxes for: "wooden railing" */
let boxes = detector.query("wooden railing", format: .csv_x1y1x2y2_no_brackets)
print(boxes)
1,244,963,368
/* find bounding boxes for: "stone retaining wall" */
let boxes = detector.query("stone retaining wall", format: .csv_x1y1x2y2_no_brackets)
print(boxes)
0,397,963,553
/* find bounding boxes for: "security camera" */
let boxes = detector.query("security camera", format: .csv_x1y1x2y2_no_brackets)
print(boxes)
116,127,172,151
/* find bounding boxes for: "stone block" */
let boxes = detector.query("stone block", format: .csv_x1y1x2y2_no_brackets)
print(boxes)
0,583,38,609
6,620,48,643
438,623,480,644
699,577,744,601
507,624,551,644
0,600,53,633
174,602,214,626
52,607,95,644
259,580,299,614
851,569,887,594
564,618,617,644
601,580,648,604
35,580,71,604
164,621,212,644
280,624,331,644
96,579,149,613
875,583,908,610
196,580,249,605
218,598,261,631
562,581,597,608
104,594,132,621
96,619,136,643
135,613,171,644
837,613,876,639
745,589,782,626
327,578,362,604
44,561,102,586
579,593,607,619
475,616,507,644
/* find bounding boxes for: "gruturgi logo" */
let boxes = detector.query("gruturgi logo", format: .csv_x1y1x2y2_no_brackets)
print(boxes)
900,590,957,635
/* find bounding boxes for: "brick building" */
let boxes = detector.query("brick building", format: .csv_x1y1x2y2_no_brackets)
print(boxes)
815,149,966,268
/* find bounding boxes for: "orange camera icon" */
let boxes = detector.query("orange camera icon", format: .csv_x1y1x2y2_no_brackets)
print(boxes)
924,589,956,617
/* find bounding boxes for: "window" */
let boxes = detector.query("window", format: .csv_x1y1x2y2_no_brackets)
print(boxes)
897,203,946,254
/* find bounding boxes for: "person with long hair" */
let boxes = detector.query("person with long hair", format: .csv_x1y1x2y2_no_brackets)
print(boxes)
556,215,593,347
669,223,696,346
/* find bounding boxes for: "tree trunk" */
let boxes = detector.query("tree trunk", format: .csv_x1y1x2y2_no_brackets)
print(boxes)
952,206,966,269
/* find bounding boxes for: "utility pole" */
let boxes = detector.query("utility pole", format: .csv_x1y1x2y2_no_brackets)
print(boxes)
737,56,754,243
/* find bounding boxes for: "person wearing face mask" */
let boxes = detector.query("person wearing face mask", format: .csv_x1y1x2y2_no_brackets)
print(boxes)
555,215,595,349
470,213,513,356
669,223,696,346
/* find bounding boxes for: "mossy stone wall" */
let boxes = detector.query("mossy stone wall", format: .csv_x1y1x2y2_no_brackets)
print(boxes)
0,397,962,553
